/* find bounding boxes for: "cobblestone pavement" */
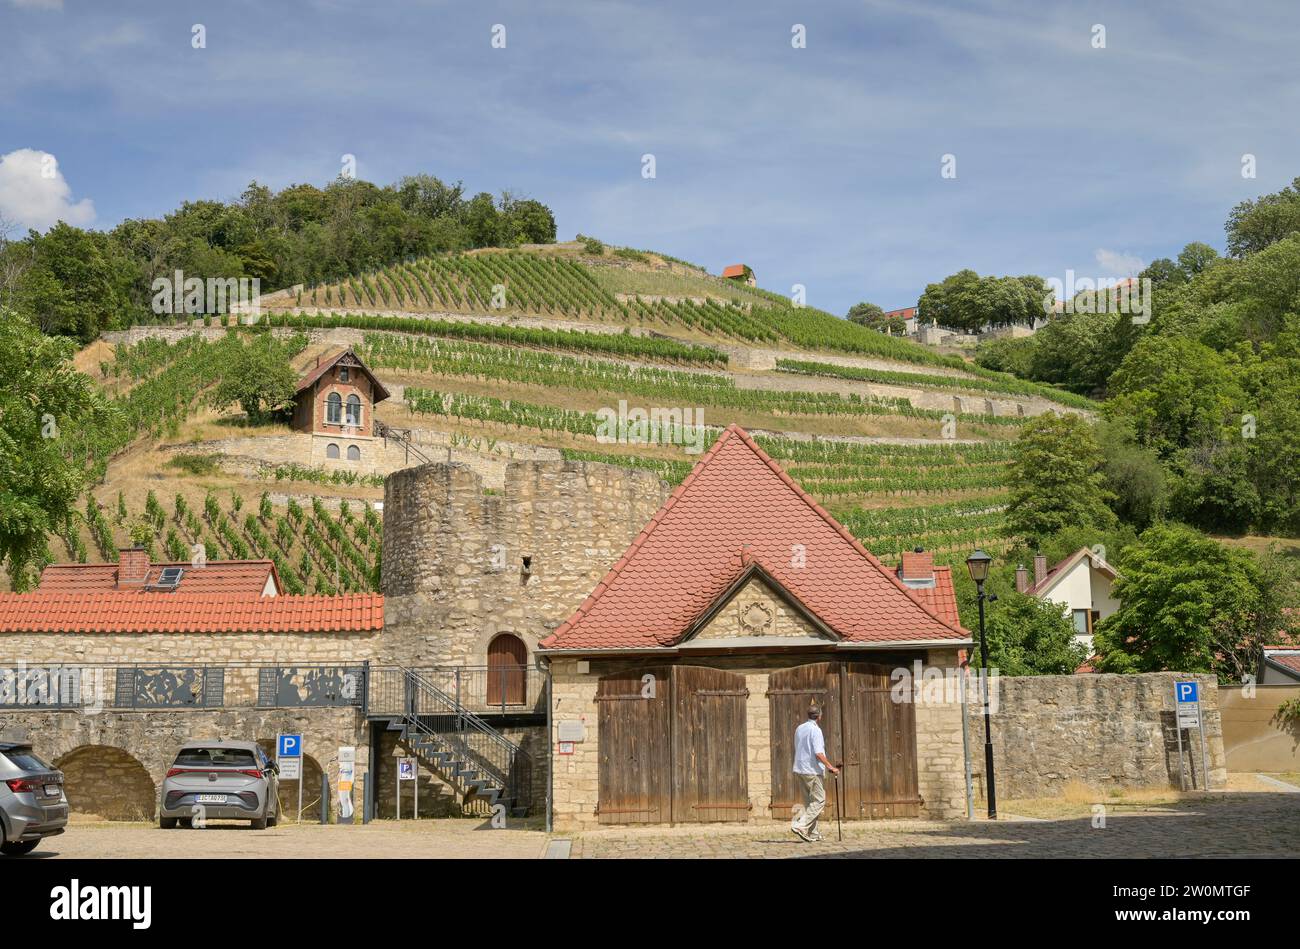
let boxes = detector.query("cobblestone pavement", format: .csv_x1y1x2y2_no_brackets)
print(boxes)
568,793,1300,859
20,793,1297,859
31,818,549,859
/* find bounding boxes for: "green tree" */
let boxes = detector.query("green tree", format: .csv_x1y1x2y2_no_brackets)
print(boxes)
918,270,1049,332
0,311,115,588
1006,413,1116,548
1093,524,1271,678
1105,335,1243,460
1225,175,1300,257
846,301,904,333
208,336,298,423
983,593,1089,676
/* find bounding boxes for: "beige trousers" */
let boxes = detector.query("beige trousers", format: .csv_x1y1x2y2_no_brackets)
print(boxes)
792,772,825,835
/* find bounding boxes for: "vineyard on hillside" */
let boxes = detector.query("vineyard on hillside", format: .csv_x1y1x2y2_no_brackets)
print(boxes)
382,339,1028,427
65,488,381,595
241,248,1048,365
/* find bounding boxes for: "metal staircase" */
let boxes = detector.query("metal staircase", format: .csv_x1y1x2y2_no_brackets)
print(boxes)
367,666,533,817
375,420,437,468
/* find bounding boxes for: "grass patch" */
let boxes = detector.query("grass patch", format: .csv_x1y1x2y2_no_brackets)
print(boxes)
165,452,224,476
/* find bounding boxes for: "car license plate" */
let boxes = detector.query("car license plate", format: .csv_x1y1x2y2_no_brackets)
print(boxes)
195,794,226,804
44,784,60,797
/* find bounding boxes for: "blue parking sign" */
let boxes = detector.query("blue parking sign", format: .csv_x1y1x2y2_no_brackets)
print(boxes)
1176,681,1198,703
278,734,303,758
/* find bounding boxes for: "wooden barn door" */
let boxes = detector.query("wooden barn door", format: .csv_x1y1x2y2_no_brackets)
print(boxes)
596,667,672,824
840,663,920,818
486,634,527,706
766,662,843,821
670,666,750,822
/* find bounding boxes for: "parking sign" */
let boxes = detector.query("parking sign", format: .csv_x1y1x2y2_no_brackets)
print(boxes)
278,734,302,758
1176,681,1198,704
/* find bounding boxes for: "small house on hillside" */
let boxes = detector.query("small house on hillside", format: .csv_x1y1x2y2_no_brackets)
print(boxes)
1017,548,1120,653
292,347,390,465
721,263,756,286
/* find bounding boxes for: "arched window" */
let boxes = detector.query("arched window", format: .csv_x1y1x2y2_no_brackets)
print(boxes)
326,392,342,424
325,443,340,459
346,444,361,461
346,393,362,427
486,634,528,707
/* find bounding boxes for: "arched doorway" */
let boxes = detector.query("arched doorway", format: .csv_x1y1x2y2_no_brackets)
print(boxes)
55,745,156,820
486,633,528,707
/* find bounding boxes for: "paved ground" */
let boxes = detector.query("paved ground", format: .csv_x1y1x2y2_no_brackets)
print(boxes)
21,790,1299,859
570,792,1300,859
29,818,550,860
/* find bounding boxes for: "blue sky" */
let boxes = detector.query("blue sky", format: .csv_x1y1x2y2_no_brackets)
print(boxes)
2,0,1298,315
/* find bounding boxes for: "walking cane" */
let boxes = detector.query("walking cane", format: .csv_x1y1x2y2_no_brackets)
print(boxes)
833,763,843,841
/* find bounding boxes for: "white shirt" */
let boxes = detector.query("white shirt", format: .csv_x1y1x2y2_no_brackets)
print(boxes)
793,720,826,775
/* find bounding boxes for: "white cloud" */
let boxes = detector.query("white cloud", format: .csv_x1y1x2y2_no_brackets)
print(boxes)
1094,248,1145,276
0,149,95,231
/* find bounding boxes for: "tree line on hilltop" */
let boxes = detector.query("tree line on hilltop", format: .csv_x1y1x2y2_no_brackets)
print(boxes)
0,174,557,342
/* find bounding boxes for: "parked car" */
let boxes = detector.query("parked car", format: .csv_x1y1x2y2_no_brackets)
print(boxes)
0,741,68,856
159,740,280,830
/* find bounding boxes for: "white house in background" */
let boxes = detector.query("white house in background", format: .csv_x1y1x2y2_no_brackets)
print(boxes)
1259,645,1300,685
1016,548,1121,654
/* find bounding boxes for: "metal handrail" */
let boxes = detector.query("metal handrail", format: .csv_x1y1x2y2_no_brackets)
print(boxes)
394,664,533,811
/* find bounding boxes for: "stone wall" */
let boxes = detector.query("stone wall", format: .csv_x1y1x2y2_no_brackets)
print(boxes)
0,706,365,820
965,672,1227,798
381,459,671,668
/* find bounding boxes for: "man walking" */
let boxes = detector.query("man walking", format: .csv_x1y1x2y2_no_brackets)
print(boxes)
792,703,839,842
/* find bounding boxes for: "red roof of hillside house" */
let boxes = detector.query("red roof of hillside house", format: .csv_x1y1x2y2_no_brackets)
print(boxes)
1024,547,1118,597
721,264,751,280
38,552,283,596
296,347,391,402
0,592,383,635
540,425,971,653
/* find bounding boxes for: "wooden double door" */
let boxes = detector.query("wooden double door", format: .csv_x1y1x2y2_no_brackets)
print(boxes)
596,665,749,824
768,661,920,820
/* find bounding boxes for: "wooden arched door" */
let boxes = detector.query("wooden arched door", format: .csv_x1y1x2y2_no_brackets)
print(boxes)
486,634,528,706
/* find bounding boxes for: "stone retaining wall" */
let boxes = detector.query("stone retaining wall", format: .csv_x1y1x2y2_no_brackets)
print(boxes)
965,672,1227,798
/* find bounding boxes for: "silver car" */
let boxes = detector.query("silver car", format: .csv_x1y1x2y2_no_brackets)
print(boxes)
0,741,68,856
160,740,280,830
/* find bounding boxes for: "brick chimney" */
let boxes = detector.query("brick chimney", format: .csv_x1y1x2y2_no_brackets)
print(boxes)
1033,553,1048,587
1015,564,1030,594
117,547,150,588
900,547,934,581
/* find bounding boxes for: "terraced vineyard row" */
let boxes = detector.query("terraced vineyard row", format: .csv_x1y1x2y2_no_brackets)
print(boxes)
775,358,1098,411
73,489,381,594
377,337,1026,426
280,248,1057,362
832,497,1013,556
554,443,1015,554
264,311,726,365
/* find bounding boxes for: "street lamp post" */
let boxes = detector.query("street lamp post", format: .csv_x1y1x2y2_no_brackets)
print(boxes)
965,549,997,820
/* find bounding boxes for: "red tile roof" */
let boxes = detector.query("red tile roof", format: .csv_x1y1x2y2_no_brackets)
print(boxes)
38,560,282,596
1263,647,1300,677
905,566,960,628
721,264,750,279
0,593,383,634
296,347,391,402
541,425,970,651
